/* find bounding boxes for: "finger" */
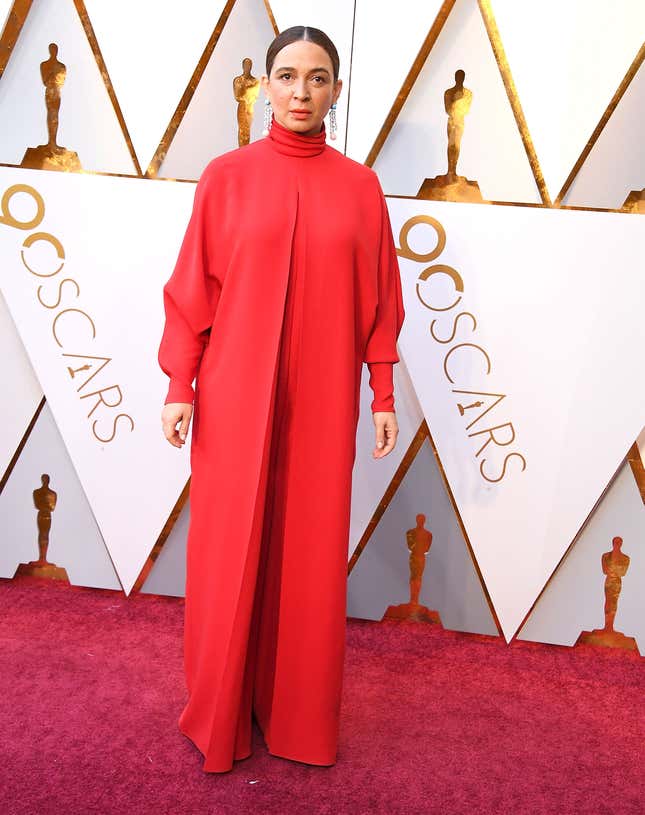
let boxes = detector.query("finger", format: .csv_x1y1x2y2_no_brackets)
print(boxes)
162,420,182,448
373,420,398,458
179,412,191,442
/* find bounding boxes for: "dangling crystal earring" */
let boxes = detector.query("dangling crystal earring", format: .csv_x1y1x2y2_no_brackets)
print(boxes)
328,102,338,140
262,99,272,136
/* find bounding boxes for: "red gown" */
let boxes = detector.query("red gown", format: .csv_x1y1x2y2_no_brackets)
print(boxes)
158,116,405,773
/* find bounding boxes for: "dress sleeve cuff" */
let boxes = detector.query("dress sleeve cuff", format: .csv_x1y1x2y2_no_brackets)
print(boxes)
165,379,195,405
367,362,395,413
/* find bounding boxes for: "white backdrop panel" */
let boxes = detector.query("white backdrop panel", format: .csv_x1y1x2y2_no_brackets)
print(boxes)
159,0,275,181
491,0,645,202
0,168,194,593
563,61,645,210
373,0,541,204
388,196,645,639
83,0,229,173
348,437,498,636
518,462,645,653
0,402,121,590
0,1,12,36
0,0,136,175
346,0,447,163
0,291,42,479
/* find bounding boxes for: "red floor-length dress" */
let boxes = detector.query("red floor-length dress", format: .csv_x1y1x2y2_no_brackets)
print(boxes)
158,116,405,773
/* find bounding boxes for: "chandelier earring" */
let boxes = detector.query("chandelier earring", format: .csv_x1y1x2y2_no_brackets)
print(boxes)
328,102,338,140
262,98,272,136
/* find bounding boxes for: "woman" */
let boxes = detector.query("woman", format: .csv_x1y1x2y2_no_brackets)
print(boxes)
158,26,405,773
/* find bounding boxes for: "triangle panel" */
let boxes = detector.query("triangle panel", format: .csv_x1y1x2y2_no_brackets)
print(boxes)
388,195,645,638
0,0,137,175
563,60,645,210
491,0,645,202
518,461,645,655
158,0,275,181
346,0,448,164
0,167,194,593
372,0,541,204
348,437,499,637
0,401,121,590
83,0,230,174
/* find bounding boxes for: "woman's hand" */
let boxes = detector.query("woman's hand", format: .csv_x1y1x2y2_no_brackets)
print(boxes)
162,402,193,448
372,411,398,459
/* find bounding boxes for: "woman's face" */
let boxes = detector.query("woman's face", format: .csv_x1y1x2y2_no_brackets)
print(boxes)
261,40,342,136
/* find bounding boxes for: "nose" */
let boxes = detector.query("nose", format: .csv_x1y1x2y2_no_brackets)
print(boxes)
292,78,310,101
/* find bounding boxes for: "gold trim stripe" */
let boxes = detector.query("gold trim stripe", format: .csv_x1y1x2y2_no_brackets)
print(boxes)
477,0,551,206
348,420,427,574
556,42,645,206
0,395,45,495
0,0,32,80
145,0,238,178
131,478,191,593
73,0,143,177
262,0,280,37
627,441,645,505
423,422,503,636
512,448,633,642
364,0,457,168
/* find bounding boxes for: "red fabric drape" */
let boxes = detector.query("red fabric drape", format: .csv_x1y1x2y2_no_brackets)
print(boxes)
158,117,405,772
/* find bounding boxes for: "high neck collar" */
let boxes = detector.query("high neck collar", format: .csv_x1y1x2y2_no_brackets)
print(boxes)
267,115,327,157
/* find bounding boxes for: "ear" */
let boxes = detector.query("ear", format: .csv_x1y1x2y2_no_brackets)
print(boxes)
331,78,343,105
260,74,270,97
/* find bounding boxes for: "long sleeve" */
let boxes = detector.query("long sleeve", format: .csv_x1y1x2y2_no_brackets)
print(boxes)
364,182,405,413
158,168,222,404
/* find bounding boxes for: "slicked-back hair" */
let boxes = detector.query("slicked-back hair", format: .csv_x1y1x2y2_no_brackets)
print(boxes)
266,26,340,81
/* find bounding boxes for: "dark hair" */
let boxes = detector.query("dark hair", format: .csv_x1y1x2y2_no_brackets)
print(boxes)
266,26,340,82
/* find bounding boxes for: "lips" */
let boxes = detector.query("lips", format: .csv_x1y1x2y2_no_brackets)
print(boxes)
290,109,311,114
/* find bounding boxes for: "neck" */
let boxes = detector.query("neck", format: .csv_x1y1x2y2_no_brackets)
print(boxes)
267,115,327,157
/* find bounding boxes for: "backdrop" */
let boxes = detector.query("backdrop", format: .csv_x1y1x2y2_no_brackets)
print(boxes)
0,0,643,653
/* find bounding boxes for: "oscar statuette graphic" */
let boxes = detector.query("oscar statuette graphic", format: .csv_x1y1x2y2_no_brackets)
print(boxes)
382,514,442,624
233,57,260,147
21,43,82,172
622,187,645,214
15,474,69,581
576,537,638,652
417,69,484,203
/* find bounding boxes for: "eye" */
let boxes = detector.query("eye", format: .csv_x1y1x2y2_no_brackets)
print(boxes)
311,75,326,84
278,72,291,80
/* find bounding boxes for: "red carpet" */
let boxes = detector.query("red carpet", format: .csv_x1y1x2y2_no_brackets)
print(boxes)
0,575,643,815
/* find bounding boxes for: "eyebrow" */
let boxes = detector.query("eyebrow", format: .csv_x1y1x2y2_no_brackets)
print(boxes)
275,66,331,75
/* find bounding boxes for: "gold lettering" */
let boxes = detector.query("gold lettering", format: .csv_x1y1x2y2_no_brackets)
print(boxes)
430,311,477,344
92,413,135,443
62,352,112,392
468,422,516,457
480,452,527,483
416,264,464,312
52,308,97,348
80,384,123,418
397,215,446,262
37,278,80,309
21,231,65,277
443,342,491,384
0,184,45,230
452,388,506,430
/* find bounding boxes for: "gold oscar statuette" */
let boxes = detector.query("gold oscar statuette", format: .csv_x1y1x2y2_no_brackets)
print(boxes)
382,514,442,625
21,43,82,172
233,57,260,147
576,536,638,652
622,188,645,214
417,69,484,204
15,474,69,581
